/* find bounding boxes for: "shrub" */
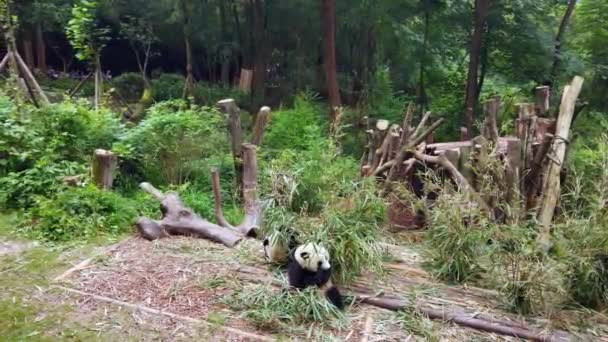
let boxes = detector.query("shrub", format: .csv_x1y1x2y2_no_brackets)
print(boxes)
114,100,229,185
112,72,145,102
151,73,185,101
19,184,155,242
193,82,249,107
264,94,325,152
0,160,86,209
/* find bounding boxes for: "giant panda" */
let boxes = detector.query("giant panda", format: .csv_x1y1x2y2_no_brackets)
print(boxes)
262,231,298,265
287,242,344,310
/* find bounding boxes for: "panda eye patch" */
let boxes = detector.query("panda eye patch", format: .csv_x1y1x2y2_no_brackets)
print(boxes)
317,261,322,266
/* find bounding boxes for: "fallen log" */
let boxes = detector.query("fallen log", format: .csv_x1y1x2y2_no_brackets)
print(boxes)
136,185,243,247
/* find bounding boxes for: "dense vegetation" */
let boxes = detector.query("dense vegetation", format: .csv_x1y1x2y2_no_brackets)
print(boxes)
1,0,607,338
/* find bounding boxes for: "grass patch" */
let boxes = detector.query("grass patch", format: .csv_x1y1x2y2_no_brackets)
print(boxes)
225,283,346,333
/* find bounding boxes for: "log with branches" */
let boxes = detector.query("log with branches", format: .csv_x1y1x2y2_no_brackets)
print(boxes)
136,143,262,245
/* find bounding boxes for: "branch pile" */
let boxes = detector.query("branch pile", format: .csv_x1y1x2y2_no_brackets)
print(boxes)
364,76,584,228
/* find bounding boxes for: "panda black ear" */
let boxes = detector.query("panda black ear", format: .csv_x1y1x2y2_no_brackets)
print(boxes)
263,239,269,246
300,252,309,259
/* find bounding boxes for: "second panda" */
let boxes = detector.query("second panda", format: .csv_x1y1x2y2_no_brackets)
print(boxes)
287,242,344,310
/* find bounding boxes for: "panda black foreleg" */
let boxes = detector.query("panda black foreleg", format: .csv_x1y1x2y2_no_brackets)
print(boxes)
325,286,344,310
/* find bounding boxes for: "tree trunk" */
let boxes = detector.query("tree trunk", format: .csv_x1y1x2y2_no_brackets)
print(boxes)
183,36,195,98
219,1,231,87
417,10,430,111
550,0,576,82
251,0,268,111
22,32,35,69
321,0,342,124
35,23,46,75
463,0,490,138
94,54,102,110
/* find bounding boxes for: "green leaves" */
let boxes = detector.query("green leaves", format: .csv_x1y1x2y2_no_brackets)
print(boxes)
65,0,109,62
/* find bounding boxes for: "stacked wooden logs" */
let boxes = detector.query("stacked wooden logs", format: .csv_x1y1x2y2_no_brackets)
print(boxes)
363,76,584,230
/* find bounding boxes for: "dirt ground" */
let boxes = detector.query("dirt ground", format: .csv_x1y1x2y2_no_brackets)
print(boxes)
3,232,608,341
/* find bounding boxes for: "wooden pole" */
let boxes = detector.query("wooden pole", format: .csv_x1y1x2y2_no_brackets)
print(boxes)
14,52,50,105
537,76,584,247
92,149,117,189
217,99,244,195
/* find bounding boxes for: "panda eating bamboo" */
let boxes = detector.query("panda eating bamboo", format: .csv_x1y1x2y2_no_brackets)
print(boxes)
262,233,344,310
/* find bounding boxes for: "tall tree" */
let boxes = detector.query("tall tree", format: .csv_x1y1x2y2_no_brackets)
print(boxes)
66,0,110,110
463,0,490,137
321,0,341,125
550,0,576,82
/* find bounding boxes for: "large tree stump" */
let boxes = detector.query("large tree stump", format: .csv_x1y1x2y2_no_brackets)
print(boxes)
136,183,243,247
92,149,117,189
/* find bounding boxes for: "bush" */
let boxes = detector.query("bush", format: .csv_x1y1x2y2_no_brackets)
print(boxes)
0,96,122,208
151,73,185,101
112,72,145,102
19,184,155,242
264,94,325,152
193,82,249,107
114,100,229,185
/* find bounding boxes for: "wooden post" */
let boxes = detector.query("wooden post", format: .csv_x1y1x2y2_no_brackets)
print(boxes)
217,99,244,195
92,149,117,189
504,138,522,223
482,96,500,144
251,106,271,146
538,76,584,247
238,68,253,94
535,86,550,116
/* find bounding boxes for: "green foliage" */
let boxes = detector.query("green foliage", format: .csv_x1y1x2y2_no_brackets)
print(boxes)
151,73,185,101
263,94,325,152
396,304,438,341
0,160,85,209
112,72,145,102
424,187,491,284
0,95,121,208
225,284,345,332
19,184,154,242
114,100,228,185
66,0,109,62
363,66,410,124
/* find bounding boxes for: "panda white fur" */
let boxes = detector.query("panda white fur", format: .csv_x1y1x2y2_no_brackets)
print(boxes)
263,231,299,265
287,242,344,310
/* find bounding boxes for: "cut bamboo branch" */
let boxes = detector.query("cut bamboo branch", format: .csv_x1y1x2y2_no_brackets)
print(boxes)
412,111,431,139
535,86,550,116
538,76,584,246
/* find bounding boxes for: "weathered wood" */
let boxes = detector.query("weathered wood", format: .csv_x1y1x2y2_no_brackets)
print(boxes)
92,149,117,190
0,53,9,72
238,68,253,94
137,183,243,247
356,296,568,342
218,99,244,194
482,96,500,144
210,144,260,237
399,103,415,146
384,118,444,189
68,73,93,97
412,111,431,139
460,127,468,142
538,76,584,245
14,51,50,105
251,106,271,146
535,86,550,116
